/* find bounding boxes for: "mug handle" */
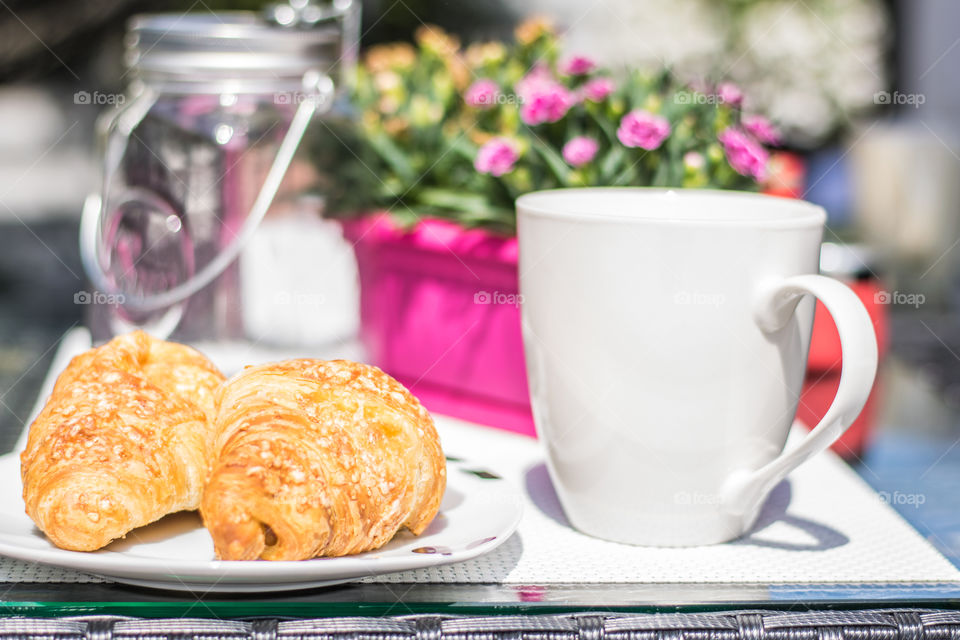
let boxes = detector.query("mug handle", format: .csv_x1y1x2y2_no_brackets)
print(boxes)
720,274,879,520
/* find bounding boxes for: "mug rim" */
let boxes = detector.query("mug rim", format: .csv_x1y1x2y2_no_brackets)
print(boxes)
516,187,826,227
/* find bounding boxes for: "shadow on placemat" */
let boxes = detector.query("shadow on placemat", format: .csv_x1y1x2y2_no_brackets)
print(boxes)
735,481,849,551
524,464,572,528
525,463,848,552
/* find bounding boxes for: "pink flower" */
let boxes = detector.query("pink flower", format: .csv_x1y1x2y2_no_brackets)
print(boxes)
580,77,615,102
718,127,769,181
474,137,519,176
514,65,551,96
516,68,574,125
617,110,671,150
717,82,743,107
562,136,599,167
465,79,500,109
561,55,596,75
521,90,573,125
742,115,780,145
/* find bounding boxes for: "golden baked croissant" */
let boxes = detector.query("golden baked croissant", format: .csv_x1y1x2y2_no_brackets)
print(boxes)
20,331,225,551
201,359,446,561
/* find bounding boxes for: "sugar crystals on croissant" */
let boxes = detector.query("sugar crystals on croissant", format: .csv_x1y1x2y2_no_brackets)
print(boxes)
20,331,225,551
201,359,446,561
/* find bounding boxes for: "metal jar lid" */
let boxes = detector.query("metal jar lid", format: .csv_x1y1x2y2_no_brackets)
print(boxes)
125,3,356,93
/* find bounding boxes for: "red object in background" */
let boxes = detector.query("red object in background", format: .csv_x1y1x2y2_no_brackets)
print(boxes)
763,151,806,199
762,153,888,459
797,279,889,459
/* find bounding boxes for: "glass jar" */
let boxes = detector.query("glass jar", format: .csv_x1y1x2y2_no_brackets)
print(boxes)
81,2,360,346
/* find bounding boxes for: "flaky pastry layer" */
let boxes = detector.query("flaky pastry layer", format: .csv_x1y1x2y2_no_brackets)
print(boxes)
20,331,224,551
201,359,446,561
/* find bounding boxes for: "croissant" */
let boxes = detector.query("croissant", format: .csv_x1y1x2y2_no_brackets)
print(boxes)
201,359,446,561
20,331,225,551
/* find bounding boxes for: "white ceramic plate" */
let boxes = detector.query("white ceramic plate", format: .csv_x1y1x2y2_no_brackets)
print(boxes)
0,450,522,593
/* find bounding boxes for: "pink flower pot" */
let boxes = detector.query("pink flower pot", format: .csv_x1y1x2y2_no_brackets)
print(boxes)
343,214,535,436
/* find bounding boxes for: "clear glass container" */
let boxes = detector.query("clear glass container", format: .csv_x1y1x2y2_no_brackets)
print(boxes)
81,4,360,346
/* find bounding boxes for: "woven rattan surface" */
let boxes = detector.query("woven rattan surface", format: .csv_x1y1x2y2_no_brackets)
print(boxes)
2,611,960,640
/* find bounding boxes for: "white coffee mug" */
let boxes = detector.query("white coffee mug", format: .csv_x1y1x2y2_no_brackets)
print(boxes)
517,188,878,546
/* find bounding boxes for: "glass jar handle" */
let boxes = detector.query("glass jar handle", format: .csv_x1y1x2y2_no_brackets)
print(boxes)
80,71,335,313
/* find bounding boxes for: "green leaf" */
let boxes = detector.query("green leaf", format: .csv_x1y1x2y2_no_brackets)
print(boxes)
448,135,479,164
651,155,670,187
416,187,499,215
611,160,639,186
529,135,573,186
455,207,515,224
387,206,421,229
588,108,619,146
599,145,626,181
366,131,417,183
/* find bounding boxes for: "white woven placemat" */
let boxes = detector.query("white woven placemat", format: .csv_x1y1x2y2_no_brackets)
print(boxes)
3,329,958,585
373,418,960,584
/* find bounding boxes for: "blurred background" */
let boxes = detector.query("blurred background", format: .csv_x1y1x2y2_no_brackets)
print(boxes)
0,0,959,551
